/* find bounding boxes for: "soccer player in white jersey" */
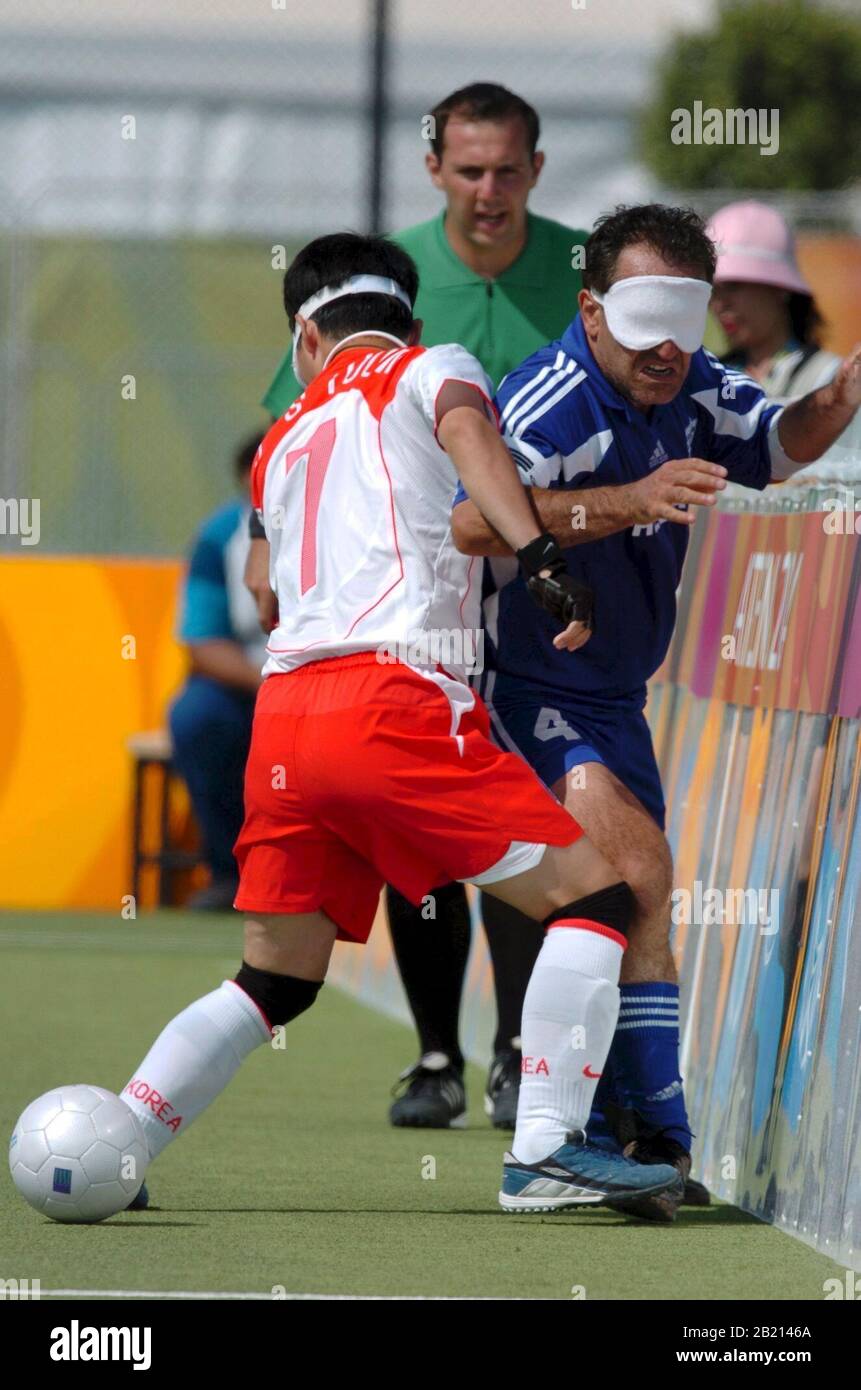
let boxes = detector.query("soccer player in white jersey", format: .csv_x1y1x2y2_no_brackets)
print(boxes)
119,233,684,1214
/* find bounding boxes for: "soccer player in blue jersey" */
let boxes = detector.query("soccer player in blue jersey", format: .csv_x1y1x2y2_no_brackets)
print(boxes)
452,203,861,1219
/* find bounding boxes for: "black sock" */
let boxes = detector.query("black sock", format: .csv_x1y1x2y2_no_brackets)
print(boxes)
480,893,545,1057
385,881,471,1071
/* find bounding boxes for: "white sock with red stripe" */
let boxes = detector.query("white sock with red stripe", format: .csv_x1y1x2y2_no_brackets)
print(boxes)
512,919,624,1164
122,981,271,1159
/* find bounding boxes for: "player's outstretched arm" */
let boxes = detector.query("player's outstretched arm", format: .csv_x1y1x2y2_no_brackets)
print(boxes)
775,343,861,467
451,459,729,557
438,401,549,555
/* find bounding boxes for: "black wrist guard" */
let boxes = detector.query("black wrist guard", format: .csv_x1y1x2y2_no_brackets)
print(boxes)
516,532,566,579
516,534,594,631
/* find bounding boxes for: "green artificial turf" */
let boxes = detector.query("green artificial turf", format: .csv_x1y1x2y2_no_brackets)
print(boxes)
0,912,849,1301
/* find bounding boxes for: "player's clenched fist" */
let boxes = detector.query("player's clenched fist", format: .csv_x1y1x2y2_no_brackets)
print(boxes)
516,533,594,652
627,458,728,526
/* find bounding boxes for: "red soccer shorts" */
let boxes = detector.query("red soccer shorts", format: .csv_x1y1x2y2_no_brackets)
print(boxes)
234,653,582,942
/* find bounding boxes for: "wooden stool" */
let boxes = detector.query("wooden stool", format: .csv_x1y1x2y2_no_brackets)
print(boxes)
127,730,203,907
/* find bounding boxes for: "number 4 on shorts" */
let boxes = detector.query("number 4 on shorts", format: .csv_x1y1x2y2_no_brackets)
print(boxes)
533,707,581,742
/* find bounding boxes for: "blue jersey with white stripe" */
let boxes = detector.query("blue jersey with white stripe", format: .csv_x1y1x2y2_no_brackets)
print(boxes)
454,314,784,704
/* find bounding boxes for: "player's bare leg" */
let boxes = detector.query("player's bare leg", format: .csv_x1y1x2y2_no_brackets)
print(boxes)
483,834,621,919
243,910,337,979
551,763,703,1217
552,764,675,984
121,911,336,1173
479,833,683,1213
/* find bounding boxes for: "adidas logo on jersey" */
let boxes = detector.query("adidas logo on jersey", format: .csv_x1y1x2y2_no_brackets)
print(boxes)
647,440,669,471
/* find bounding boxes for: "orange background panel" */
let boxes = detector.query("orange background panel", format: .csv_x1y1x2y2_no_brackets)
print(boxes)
796,236,861,357
0,557,187,909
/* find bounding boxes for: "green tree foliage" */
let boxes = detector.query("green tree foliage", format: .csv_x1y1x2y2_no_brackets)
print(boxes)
641,0,861,190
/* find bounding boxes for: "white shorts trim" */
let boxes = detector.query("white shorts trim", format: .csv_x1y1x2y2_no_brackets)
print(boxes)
461,839,548,887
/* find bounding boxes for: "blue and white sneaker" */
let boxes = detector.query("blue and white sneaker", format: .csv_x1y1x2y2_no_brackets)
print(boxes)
499,1131,684,1213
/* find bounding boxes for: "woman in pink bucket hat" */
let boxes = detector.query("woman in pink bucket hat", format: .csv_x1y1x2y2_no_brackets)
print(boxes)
707,200,841,400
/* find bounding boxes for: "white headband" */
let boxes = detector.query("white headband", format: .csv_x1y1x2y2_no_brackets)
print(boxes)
591,275,712,353
292,274,413,387
296,274,412,323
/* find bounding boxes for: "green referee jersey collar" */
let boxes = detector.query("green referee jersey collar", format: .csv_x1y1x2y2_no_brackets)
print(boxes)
420,211,551,290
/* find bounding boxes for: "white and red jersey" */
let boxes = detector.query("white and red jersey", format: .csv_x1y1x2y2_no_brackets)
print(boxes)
252,342,494,683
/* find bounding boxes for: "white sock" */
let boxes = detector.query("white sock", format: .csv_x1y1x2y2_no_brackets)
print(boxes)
122,981,271,1159
512,923,623,1163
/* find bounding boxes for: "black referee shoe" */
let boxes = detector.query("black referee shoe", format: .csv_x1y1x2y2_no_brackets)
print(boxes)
389,1053,466,1129
484,1048,521,1130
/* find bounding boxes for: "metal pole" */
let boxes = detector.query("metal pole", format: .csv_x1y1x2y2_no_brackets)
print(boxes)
367,0,390,233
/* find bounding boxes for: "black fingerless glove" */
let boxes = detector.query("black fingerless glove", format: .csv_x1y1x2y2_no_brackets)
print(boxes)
516,533,595,631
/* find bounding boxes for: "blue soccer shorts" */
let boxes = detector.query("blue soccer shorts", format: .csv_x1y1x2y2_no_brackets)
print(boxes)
479,671,666,831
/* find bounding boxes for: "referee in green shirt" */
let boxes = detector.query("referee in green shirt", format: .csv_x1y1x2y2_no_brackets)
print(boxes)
250,82,589,1131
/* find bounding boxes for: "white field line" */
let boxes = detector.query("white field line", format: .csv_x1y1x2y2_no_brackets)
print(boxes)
37,1289,529,1301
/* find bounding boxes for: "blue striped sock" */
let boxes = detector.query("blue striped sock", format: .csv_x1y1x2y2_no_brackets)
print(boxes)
609,982,692,1149
585,1058,623,1152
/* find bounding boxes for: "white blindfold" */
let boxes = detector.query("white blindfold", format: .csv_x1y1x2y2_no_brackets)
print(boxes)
590,275,712,353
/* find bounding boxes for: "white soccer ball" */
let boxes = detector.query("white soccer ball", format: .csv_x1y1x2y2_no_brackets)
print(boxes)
9,1085,149,1223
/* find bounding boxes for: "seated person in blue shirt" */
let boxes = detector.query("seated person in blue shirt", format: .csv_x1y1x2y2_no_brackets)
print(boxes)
170,433,267,911
452,203,861,1219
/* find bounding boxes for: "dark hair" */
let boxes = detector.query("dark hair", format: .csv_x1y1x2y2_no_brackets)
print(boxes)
283,232,419,341
788,292,825,349
234,431,265,481
584,204,717,294
429,82,540,159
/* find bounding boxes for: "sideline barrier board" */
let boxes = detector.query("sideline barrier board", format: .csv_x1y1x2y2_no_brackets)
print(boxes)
652,507,860,1268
